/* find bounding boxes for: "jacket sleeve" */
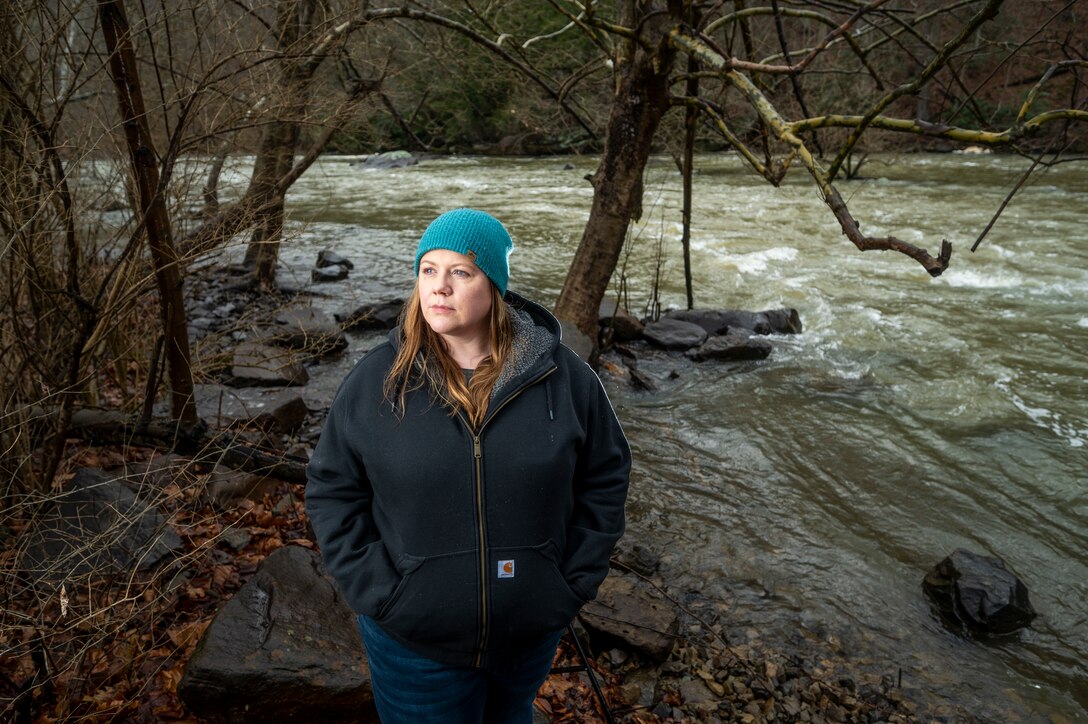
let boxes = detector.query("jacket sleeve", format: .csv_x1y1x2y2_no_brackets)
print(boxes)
562,370,632,601
305,384,399,615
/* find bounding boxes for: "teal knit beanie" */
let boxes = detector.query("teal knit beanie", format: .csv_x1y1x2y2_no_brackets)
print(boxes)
414,208,513,295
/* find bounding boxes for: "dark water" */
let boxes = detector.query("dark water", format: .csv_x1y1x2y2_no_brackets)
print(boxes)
258,153,1086,719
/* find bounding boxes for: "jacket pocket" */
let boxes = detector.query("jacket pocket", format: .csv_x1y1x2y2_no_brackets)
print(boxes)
374,550,480,653
487,540,585,647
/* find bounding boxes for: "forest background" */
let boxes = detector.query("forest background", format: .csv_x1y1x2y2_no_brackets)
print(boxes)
2,0,1086,720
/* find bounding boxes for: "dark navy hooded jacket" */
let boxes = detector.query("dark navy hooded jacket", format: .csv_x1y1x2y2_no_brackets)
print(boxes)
305,292,631,668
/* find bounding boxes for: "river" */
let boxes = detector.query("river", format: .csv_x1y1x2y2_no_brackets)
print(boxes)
247,152,1085,720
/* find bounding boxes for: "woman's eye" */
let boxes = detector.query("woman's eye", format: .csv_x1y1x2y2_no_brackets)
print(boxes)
453,269,469,277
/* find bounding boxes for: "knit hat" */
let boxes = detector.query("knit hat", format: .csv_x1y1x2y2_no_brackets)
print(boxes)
414,208,513,295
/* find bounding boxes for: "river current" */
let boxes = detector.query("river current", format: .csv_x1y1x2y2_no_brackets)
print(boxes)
230,152,1085,719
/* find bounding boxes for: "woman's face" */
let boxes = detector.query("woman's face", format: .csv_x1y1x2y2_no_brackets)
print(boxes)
418,248,494,345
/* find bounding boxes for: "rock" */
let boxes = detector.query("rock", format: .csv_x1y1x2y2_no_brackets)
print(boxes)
217,526,252,551
663,309,731,336
228,342,308,387
623,668,660,708
19,468,181,586
316,250,354,270
599,300,645,343
628,366,657,392
338,299,404,331
312,265,349,283
356,150,417,169
207,465,273,507
579,573,679,662
252,394,309,434
922,548,1037,635
760,307,803,334
642,318,708,351
559,319,593,362
178,546,377,722
686,334,772,362
192,384,308,428
270,307,347,357
680,678,718,712
666,308,802,336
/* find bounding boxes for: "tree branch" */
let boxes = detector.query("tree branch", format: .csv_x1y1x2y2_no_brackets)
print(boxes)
669,29,953,276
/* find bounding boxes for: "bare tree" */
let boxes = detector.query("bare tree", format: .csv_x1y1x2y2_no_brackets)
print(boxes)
550,0,1087,337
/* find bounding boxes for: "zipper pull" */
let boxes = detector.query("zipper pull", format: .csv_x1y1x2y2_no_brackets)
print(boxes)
473,437,482,459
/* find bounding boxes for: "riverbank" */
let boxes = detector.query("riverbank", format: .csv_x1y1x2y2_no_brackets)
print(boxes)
172,263,936,721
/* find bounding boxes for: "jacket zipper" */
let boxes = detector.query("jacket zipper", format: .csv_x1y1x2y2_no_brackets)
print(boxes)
464,365,557,667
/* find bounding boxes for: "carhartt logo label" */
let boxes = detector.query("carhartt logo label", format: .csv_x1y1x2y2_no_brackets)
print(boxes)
497,560,515,579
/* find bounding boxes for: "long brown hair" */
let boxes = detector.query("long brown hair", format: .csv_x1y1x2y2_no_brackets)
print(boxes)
384,283,513,429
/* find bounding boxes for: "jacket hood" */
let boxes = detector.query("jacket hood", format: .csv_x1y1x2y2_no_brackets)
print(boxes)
386,290,562,400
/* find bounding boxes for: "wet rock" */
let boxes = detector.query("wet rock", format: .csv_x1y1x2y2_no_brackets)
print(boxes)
228,342,308,387
686,333,772,362
252,394,309,434
643,318,707,351
666,308,801,336
270,307,347,357
316,250,354,270
628,366,658,392
580,574,679,661
680,678,718,715
598,301,644,343
192,384,299,428
338,299,403,331
312,265,349,283
356,150,417,169
663,309,731,335
761,307,803,334
178,546,377,722
923,548,1036,635
19,468,181,586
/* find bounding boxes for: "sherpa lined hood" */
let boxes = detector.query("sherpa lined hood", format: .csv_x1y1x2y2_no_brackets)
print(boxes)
388,290,562,408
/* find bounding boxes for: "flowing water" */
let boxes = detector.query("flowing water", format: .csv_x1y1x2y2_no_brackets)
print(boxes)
260,153,1085,719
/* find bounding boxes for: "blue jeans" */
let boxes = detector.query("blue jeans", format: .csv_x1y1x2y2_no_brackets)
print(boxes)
358,615,562,723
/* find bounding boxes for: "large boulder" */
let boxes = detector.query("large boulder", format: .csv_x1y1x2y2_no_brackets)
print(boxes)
665,308,802,336
270,307,347,357
178,546,378,722
312,265,349,283
338,299,404,332
229,342,309,387
316,250,354,270
580,573,679,662
598,301,644,343
19,468,181,586
357,150,418,169
686,333,772,362
643,318,707,351
922,548,1037,635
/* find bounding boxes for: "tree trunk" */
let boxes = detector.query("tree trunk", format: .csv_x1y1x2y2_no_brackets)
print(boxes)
241,0,314,290
242,119,299,289
554,22,675,339
99,0,198,429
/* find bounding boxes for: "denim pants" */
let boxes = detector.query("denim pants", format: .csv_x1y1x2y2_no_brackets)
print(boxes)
358,615,562,723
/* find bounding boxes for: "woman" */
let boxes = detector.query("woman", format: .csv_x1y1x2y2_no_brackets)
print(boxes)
305,208,631,723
